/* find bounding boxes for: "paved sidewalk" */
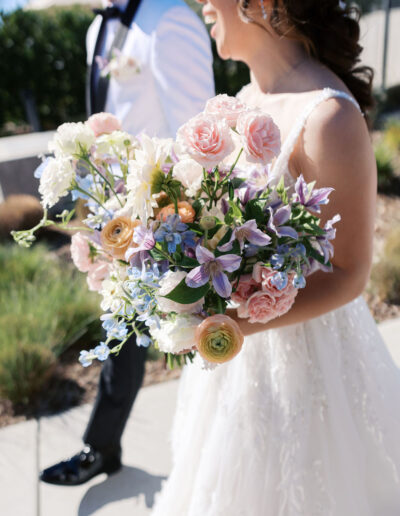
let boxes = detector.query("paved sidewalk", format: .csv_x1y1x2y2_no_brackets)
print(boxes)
0,320,399,516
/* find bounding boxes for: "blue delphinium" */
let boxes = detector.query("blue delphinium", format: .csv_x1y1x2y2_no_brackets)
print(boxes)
79,350,93,368
93,342,111,361
270,271,288,291
137,334,152,347
154,214,196,254
102,318,128,341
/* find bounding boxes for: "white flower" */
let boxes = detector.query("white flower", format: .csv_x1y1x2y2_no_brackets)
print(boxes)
149,314,202,354
99,264,128,314
172,158,203,197
101,51,141,81
96,131,132,156
125,134,172,222
48,122,95,158
38,157,75,208
156,270,204,314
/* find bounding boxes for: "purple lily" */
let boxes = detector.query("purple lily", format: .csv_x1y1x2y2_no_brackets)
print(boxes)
186,245,242,298
267,206,298,239
218,219,271,252
294,174,334,214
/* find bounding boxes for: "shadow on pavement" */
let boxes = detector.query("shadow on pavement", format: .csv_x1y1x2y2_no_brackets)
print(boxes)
78,465,166,515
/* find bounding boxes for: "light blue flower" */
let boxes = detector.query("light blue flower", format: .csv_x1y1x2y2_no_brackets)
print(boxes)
102,319,128,341
79,350,93,368
137,334,152,348
270,271,288,291
93,342,110,361
71,175,94,201
270,254,285,270
293,274,306,289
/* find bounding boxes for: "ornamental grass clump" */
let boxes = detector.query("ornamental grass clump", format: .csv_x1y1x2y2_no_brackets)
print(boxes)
0,244,101,405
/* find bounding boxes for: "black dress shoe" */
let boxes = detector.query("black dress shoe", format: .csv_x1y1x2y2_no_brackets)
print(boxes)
39,445,121,486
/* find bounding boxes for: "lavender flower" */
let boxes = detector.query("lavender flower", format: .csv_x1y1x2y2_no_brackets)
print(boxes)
218,219,271,252
294,174,333,214
267,206,298,239
315,214,341,264
186,245,242,298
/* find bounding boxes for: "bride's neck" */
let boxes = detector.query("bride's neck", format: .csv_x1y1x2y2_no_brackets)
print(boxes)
242,28,310,95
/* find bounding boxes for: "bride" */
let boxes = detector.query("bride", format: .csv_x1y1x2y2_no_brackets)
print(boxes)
152,1,400,514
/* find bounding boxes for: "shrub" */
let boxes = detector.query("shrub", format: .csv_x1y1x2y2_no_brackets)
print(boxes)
0,244,101,405
383,118,400,154
0,6,93,133
370,227,400,305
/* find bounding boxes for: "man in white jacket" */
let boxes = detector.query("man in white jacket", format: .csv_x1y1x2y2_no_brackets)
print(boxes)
40,0,214,486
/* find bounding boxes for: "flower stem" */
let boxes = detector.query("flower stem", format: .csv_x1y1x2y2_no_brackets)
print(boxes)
81,156,123,207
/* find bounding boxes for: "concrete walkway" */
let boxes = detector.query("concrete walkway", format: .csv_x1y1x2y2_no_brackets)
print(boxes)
0,320,399,516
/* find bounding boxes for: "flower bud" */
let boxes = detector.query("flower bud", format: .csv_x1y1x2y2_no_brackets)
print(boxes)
200,216,216,230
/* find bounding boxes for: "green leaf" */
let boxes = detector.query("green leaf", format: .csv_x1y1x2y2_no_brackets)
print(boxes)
163,278,210,304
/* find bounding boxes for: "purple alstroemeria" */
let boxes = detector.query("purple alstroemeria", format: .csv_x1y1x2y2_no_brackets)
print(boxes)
294,174,334,214
125,225,155,262
243,166,271,193
186,245,242,298
218,219,271,252
267,206,298,239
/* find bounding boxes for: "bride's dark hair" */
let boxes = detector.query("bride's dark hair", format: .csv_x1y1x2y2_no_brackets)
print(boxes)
238,0,374,117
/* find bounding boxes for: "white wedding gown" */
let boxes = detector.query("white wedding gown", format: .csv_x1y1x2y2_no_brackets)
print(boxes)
151,89,400,516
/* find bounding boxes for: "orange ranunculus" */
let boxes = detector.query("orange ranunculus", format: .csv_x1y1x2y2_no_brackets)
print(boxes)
195,314,244,364
157,201,195,224
100,216,140,260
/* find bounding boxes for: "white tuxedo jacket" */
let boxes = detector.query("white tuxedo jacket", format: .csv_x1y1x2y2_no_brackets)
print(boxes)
86,0,215,138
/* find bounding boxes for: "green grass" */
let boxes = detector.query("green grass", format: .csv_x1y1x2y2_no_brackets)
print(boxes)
370,227,400,306
0,244,101,405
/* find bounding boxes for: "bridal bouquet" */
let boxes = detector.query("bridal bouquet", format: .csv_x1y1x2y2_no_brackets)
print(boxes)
13,95,339,369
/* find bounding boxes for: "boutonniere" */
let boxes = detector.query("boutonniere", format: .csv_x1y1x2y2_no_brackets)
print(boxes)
96,49,141,81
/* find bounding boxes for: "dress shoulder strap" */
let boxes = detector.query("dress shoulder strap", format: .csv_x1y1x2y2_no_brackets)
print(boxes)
270,88,362,183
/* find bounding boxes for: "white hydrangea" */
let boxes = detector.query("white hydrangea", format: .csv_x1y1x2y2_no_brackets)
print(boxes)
96,130,132,156
38,157,75,208
48,122,95,158
125,134,172,222
149,314,202,354
157,270,204,314
172,158,203,197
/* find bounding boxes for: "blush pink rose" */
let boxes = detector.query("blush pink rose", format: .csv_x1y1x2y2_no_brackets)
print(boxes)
231,274,260,305
71,232,93,272
237,110,281,165
245,288,297,324
177,113,234,169
86,262,110,292
253,263,297,298
87,112,122,137
204,94,246,128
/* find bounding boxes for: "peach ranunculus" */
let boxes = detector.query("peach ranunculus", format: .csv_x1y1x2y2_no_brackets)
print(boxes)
157,201,195,224
237,109,281,165
87,112,122,137
195,314,244,364
71,232,93,272
204,94,246,128
176,113,234,169
100,216,141,260
86,261,110,292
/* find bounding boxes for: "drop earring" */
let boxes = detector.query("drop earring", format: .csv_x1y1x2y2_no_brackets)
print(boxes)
260,0,268,20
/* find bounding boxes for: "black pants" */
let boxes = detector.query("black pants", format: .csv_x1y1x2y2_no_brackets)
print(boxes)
83,334,148,454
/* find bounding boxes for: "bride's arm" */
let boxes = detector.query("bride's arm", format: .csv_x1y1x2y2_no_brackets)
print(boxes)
228,97,377,336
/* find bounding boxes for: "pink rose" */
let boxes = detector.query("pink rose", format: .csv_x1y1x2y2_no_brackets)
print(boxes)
86,262,109,292
71,232,93,272
231,274,260,305
177,113,234,169
245,288,297,324
87,112,122,137
204,94,246,128
237,110,281,165
253,263,297,298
